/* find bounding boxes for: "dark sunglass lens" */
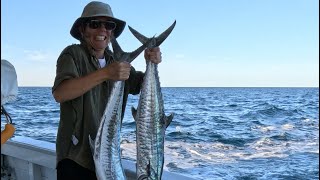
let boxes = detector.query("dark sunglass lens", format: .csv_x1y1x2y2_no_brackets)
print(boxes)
87,20,99,29
104,22,116,30
87,20,116,30
106,22,117,30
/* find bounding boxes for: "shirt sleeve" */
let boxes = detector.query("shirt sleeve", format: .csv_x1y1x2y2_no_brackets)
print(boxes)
52,52,79,93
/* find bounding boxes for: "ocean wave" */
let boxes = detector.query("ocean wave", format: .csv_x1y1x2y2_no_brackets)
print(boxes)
1,87,318,180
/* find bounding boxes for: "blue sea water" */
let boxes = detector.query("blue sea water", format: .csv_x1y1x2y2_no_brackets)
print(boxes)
1,87,319,180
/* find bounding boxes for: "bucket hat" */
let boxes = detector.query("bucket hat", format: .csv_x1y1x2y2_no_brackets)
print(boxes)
70,1,126,40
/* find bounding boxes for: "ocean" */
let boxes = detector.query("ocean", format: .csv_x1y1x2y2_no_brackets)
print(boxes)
1,87,319,180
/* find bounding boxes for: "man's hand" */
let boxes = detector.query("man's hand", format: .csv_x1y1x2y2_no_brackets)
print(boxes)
144,47,162,64
103,61,131,81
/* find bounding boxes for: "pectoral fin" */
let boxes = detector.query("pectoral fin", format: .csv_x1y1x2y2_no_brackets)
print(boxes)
131,106,138,122
165,113,174,128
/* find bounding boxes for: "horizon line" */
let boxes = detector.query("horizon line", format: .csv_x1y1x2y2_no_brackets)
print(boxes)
17,86,319,88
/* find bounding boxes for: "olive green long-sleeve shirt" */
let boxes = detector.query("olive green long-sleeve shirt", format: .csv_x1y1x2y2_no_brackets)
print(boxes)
52,43,144,171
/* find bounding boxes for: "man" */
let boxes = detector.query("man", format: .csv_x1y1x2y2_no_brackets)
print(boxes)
52,1,161,179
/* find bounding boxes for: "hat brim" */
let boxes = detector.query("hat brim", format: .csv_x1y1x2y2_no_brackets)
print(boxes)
70,16,126,40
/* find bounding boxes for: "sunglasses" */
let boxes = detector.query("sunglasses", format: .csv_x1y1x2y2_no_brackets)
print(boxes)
86,20,116,30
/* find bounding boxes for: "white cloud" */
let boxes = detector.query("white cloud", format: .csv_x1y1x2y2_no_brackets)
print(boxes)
23,50,53,62
2,44,57,63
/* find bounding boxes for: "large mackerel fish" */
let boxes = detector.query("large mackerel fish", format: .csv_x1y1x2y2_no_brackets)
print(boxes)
129,21,176,180
89,37,150,180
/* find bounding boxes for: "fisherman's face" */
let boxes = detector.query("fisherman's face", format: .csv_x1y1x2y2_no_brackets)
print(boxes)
82,17,116,51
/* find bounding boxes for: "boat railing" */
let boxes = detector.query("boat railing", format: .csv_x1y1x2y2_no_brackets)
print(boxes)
1,136,195,180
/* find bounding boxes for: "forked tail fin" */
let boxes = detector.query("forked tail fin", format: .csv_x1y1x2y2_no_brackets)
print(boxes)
128,20,176,48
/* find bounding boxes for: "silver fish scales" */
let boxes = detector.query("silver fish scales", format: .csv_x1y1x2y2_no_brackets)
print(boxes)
130,21,176,180
89,36,150,180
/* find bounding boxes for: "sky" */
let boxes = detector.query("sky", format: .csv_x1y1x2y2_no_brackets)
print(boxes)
1,0,319,87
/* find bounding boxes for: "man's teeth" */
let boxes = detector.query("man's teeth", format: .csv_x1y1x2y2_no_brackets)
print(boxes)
96,36,106,40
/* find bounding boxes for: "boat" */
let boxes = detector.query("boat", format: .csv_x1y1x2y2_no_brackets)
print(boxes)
1,136,196,180
1,60,195,180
